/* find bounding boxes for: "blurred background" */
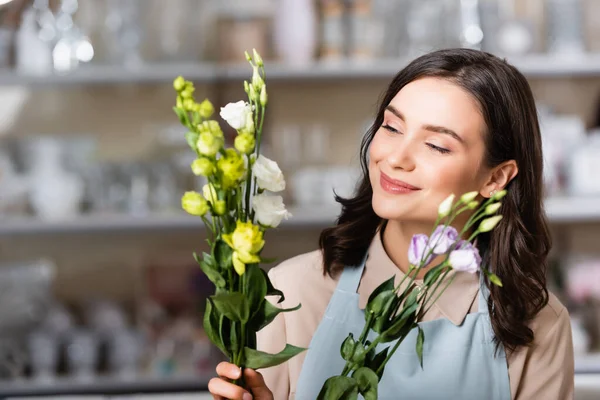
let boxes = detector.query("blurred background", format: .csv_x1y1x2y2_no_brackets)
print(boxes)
0,0,598,398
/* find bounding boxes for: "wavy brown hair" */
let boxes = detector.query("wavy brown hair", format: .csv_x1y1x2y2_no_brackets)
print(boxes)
319,48,551,353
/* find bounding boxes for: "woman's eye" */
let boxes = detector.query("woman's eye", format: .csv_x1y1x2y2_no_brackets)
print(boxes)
427,143,451,154
382,124,400,134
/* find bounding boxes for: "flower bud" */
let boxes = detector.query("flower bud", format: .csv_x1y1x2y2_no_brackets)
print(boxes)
485,202,501,215
478,215,503,232
214,200,227,216
176,96,183,109
492,189,507,201
245,113,255,134
235,133,256,154
180,85,195,99
208,120,223,137
467,200,479,210
181,191,209,216
438,194,455,218
253,48,264,67
252,66,264,92
460,191,478,203
191,158,216,176
203,184,218,203
183,98,195,111
244,80,250,94
260,85,268,107
198,99,215,119
196,132,222,157
173,76,185,91
248,84,257,102
245,50,252,62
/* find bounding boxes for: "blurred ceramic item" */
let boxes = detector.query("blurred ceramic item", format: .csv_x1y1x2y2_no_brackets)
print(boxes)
567,130,600,196
319,0,346,61
458,0,483,50
274,0,317,65
406,0,452,57
84,299,128,338
15,7,52,75
103,0,144,66
28,138,84,221
65,329,98,381
108,329,142,379
0,149,29,217
41,302,75,336
28,331,59,382
545,0,585,55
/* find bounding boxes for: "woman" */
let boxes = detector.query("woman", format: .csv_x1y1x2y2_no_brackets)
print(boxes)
209,48,575,399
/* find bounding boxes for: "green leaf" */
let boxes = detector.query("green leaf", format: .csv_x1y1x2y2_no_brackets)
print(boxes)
214,239,233,270
423,263,447,286
365,290,395,318
382,307,418,343
366,347,388,380
243,344,306,369
203,299,227,355
195,252,226,289
317,376,358,400
416,325,425,369
372,293,401,334
244,264,268,317
184,130,198,152
351,342,368,368
261,268,285,303
218,310,231,359
488,272,503,287
249,298,301,331
367,276,395,305
340,333,356,361
173,106,188,126
230,320,240,356
211,292,250,323
352,367,379,400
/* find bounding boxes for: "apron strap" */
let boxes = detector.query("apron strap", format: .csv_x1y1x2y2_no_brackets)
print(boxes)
336,252,368,293
478,270,491,315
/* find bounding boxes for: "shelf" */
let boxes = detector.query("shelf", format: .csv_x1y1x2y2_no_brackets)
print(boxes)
0,196,598,236
4,54,600,86
0,375,209,397
0,205,342,236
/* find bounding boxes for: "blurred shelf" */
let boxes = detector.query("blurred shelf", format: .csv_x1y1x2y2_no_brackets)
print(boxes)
545,196,600,223
4,54,600,86
576,352,600,374
0,205,341,236
0,196,598,236
0,375,209,397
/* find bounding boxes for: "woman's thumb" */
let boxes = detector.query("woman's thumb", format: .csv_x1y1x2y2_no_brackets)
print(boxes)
243,368,272,399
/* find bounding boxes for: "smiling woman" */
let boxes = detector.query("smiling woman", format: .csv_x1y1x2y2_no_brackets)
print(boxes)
208,48,574,400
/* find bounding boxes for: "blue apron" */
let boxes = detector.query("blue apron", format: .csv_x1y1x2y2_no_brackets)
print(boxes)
295,254,511,400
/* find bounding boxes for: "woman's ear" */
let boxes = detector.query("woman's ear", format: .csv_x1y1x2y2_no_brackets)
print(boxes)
480,160,518,198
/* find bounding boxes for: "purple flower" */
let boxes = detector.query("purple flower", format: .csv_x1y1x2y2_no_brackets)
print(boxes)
429,225,459,255
448,240,481,274
408,234,433,266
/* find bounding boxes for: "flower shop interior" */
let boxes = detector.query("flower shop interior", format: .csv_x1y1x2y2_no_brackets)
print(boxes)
0,0,599,399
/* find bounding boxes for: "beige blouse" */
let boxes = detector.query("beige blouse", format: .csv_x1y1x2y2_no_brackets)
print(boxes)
257,231,575,400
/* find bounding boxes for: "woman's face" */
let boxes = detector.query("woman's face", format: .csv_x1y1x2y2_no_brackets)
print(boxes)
369,77,491,224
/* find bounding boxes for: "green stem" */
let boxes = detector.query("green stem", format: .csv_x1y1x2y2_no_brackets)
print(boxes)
375,325,413,376
422,273,456,317
244,155,253,222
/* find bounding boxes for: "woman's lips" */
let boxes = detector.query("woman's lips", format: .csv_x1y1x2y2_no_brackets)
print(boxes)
379,172,421,194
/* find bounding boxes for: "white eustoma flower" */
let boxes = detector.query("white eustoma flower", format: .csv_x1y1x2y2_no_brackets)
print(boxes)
220,101,252,131
438,194,455,218
253,155,286,192
252,193,292,228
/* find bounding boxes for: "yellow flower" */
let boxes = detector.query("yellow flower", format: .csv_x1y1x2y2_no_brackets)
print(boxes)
181,191,209,216
214,200,227,215
198,99,215,119
191,158,215,177
222,220,264,275
176,96,184,109
196,132,223,157
203,183,218,203
198,120,223,138
260,85,268,107
173,76,185,91
183,98,195,112
234,133,255,154
180,85,195,99
217,149,246,189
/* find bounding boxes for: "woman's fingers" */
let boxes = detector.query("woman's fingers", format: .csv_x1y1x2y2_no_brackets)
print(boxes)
208,377,253,400
216,361,242,380
243,368,273,399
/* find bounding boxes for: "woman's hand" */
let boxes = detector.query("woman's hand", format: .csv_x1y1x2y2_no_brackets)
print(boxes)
209,362,274,400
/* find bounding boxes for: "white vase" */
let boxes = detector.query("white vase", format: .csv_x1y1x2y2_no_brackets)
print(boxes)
28,139,84,221
273,0,317,66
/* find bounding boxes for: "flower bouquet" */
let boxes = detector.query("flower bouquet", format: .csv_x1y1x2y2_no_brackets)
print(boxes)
317,191,505,400
174,50,305,383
